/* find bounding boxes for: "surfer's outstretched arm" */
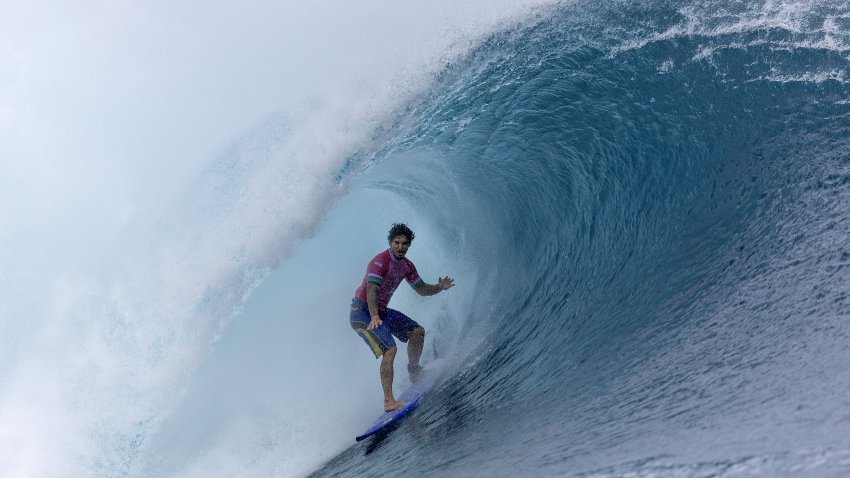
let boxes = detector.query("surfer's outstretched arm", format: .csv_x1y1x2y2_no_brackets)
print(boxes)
414,276,455,296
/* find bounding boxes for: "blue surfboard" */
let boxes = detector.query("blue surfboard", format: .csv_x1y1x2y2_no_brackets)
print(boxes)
355,362,442,442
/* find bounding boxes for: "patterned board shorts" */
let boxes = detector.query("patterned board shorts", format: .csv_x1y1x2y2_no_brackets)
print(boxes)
349,298,421,358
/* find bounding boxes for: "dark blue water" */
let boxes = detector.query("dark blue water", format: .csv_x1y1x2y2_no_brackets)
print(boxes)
311,1,850,476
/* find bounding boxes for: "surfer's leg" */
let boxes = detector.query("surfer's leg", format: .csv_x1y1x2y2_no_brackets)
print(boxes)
381,347,404,411
384,308,425,381
407,327,425,381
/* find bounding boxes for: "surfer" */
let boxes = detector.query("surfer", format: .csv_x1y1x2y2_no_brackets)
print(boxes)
349,223,455,412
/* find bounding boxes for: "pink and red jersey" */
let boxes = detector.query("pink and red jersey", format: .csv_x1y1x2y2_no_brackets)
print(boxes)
355,249,424,310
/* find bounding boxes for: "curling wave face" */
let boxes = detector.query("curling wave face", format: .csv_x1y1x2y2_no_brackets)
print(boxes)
313,0,850,476
3,0,848,476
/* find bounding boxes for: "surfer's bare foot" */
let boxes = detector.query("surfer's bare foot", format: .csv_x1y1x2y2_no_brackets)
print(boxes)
384,399,405,412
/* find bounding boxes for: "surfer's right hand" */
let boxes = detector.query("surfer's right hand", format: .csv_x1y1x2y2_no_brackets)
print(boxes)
367,316,382,330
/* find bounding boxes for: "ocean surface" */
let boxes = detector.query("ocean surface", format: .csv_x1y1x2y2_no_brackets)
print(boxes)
2,0,850,477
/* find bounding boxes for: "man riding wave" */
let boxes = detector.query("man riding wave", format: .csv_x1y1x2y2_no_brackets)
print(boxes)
349,223,455,412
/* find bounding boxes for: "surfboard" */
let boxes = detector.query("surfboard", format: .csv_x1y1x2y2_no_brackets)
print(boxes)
355,362,442,442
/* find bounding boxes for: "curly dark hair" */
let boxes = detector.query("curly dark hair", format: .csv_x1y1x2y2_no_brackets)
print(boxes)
387,223,415,244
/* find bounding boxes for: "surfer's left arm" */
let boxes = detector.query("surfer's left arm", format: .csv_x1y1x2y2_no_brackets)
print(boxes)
414,276,455,296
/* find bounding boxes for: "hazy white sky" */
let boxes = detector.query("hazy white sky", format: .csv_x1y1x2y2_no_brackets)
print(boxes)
1,0,553,182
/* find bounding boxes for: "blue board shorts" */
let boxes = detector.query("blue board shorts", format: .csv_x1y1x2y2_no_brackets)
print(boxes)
350,298,421,358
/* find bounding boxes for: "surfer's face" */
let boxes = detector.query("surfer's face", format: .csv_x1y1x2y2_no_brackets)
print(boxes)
390,235,411,260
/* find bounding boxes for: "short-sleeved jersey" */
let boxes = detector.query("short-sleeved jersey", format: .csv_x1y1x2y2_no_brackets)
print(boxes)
354,249,424,310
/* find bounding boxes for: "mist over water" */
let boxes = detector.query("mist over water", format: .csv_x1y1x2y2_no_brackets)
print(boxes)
3,0,850,477
0,1,551,476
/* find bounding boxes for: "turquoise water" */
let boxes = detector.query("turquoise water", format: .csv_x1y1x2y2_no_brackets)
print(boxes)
3,1,849,477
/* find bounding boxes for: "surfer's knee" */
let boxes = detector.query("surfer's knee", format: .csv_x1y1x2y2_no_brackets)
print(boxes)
410,327,425,339
383,346,398,360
